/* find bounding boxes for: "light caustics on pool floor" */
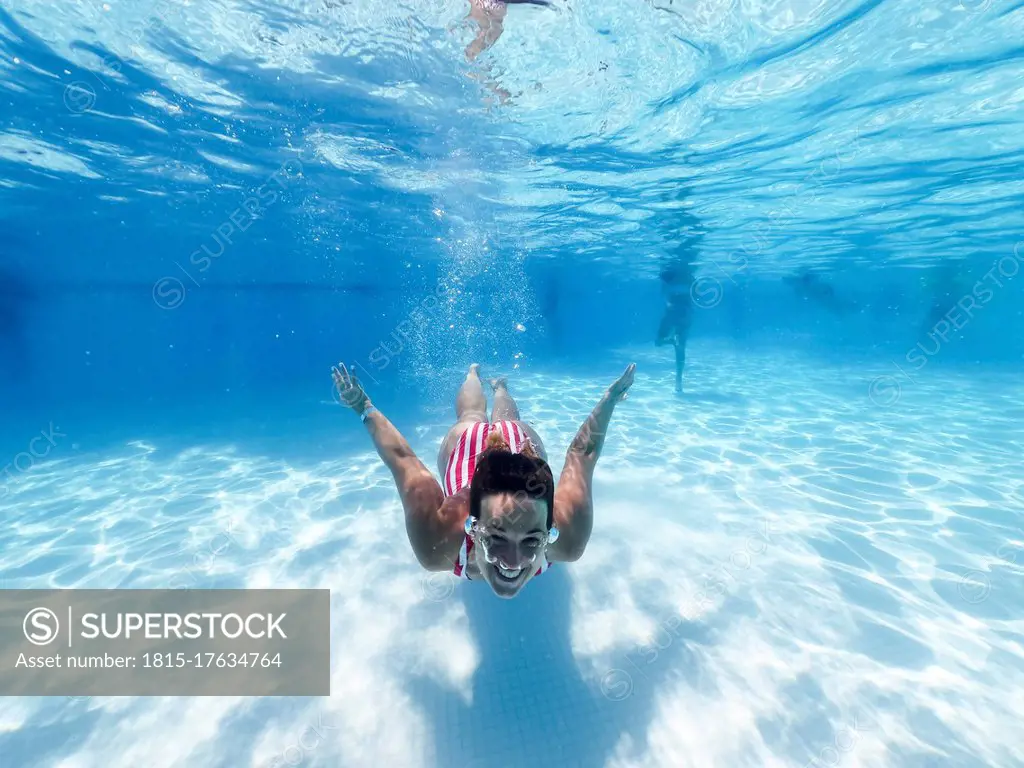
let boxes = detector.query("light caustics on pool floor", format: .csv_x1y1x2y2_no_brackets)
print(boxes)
0,346,1022,768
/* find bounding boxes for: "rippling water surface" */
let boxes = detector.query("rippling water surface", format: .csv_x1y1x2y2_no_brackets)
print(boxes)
1,0,1023,766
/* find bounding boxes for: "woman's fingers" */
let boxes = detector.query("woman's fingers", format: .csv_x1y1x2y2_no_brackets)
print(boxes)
332,364,357,401
609,363,636,400
331,361,367,411
334,362,356,389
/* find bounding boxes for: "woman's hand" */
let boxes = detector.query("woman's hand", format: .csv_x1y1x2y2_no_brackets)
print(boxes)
332,362,371,414
606,363,636,403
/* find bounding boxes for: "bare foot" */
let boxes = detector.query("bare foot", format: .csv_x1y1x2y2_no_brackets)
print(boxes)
468,363,481,378
489,377,507,392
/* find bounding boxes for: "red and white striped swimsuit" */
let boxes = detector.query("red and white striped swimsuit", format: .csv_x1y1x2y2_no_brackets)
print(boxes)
443,420,529,496
444,420,551,581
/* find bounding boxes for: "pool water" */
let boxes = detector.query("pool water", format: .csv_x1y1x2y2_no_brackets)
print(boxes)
2,0,1024,766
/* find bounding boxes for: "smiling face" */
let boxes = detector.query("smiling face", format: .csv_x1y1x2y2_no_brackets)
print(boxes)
467,436,555,598
473,493,549,599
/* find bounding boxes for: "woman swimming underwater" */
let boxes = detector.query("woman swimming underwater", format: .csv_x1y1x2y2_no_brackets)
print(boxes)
332,361,635,598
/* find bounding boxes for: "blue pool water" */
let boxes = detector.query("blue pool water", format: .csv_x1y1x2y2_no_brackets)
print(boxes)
2,0,1024,766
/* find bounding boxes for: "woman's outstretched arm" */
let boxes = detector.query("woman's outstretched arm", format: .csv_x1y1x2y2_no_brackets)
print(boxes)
548,364,635,562
332,363,454,570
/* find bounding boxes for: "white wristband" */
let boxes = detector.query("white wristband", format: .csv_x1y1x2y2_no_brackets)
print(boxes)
360,406,377,423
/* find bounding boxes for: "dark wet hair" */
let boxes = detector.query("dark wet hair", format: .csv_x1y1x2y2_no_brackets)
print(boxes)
469,448,554,530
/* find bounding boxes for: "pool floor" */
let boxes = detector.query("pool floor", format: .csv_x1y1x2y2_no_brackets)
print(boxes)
1,343,1021,768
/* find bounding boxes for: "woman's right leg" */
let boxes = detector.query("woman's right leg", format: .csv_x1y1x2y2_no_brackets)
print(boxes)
488,377,519,422
437,364,489,476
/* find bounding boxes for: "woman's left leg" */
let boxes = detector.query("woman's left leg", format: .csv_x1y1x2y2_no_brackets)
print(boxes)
437,364,489,476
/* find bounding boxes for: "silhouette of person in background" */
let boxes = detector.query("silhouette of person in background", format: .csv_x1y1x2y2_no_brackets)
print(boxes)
652,187,704,396
655,259,694,395
919,261,964,337
466,0,552,61
539,266,562,354
783,268,856,315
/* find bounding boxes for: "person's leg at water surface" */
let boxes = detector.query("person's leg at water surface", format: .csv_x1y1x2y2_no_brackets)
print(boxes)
465,0,552,61
466,0,506,61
